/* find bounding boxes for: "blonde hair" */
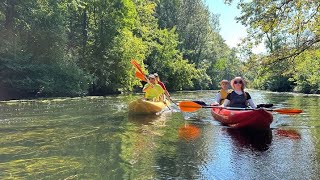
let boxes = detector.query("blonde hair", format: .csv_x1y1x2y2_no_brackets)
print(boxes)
230,77,247,98
154,73,160,81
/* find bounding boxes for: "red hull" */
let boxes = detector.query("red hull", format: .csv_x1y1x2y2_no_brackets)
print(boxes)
211,108,273,129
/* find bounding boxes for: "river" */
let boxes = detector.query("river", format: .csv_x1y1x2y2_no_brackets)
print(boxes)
0,90,319,179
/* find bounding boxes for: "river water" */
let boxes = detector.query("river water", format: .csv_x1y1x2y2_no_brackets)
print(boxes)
0,90,319,179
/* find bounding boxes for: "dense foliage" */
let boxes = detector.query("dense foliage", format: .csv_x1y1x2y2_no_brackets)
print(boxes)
234,0,320,93
0,0,319,100
0,0,241,100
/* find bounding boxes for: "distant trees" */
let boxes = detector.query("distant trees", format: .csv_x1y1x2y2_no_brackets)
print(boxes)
232,0,320,93
156,0,241,89
1,0,239,99
6,0,319,98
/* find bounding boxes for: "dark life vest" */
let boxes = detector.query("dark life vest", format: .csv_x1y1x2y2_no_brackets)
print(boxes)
226,91,251,108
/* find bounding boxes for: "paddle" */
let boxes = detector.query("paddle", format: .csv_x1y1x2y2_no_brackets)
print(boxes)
193,100,274,108
131,59,177,109
135,71,147,82
131,59,145,77
131,59,153,87
131,59,172,110
179,101,303,114
168,98,178,106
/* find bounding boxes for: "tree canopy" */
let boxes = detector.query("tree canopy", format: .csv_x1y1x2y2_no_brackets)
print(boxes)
1,0,318,100
233,0,320,93
0,0,240,100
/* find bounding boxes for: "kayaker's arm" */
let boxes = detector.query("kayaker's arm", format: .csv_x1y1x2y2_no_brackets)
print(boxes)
143,84,152,92
213,93,222,105
247,99,257,108
221,99,230,107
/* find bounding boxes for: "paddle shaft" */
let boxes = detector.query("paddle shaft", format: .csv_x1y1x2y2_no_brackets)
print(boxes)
179,101,302,114
132,59,171,110
131,59,154,87
193,105,301,113
193,100,273,108
193,105,260,111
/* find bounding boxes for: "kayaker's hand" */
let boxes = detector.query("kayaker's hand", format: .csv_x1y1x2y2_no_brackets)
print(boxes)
257,103,273,108
146,83,154,88
146,79,154,88
211,102,219,106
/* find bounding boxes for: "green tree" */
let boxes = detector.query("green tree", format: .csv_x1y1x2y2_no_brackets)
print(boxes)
230,0,320,93
291,49,320,93
145,28,199,90
156,0,240,90
136,0,199,90
65,0,140,94
0,0,90,99
156,0,180,29
237,0,320,61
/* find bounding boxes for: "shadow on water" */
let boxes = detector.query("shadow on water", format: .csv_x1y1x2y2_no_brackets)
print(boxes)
128,114,161,125
224,128,273,151
127,110,174,127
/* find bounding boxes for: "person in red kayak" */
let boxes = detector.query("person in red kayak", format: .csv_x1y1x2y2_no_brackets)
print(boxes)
221,77,257,108
154,73,170,98
213,79,230,105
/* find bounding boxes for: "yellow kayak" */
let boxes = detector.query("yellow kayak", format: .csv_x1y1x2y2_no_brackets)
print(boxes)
128,98,170,114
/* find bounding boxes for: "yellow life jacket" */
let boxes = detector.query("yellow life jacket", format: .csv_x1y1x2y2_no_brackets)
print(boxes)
219,89,229,105
144,84,165,101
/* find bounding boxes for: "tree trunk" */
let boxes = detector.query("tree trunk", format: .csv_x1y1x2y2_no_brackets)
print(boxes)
5,0,17,30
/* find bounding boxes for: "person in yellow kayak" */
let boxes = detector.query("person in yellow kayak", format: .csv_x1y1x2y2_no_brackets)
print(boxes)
221,77,256,108
143,74,165,101
213,79,230,105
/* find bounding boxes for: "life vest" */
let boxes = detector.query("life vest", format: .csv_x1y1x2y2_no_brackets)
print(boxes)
144,83,165,101
219,89,228,104
227,91,251,108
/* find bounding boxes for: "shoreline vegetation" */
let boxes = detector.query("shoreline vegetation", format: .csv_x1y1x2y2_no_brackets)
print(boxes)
1,1,319,101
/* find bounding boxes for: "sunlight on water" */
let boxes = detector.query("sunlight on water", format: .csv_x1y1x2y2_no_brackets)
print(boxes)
0,91,319,179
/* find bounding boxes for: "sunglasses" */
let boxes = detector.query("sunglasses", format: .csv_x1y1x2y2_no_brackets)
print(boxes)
233,81,243,84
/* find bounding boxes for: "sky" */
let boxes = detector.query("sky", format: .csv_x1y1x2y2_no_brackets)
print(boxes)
205,0,265,54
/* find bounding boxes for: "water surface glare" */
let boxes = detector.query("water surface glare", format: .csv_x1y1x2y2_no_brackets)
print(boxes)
0,91,319,179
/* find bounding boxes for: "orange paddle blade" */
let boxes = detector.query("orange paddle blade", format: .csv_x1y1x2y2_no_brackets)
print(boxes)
179,101,202,112
135,71,147,82
272,108,302,114
131,59,144,75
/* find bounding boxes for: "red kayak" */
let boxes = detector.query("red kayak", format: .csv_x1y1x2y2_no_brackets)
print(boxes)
211,108,273,129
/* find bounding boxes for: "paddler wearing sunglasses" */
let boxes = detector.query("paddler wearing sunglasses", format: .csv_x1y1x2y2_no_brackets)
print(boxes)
143,74,165,101
221,77,257,108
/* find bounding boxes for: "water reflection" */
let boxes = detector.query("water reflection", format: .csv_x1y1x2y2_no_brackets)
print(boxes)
128,114,162,125
127,110,173,126
178,124,201,141
0,92,319,179
276,128,301,140
224,128,273,151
